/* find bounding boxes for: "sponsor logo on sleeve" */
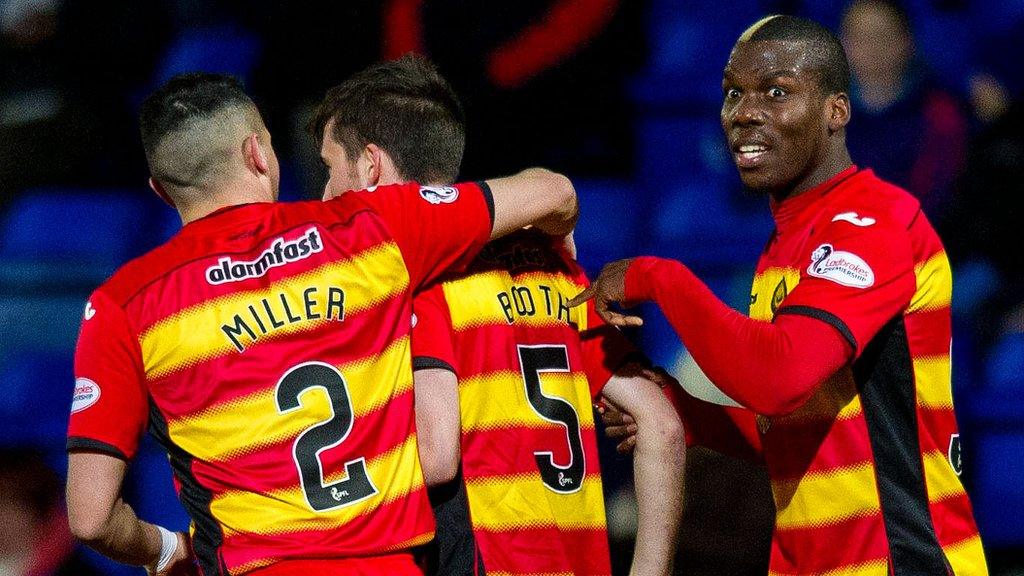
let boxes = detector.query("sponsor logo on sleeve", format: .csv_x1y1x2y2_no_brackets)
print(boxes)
206,228,323,285
419,185,459,205
71,378,101,413
831,211,876,227
807,244,875,288
83,301,96,321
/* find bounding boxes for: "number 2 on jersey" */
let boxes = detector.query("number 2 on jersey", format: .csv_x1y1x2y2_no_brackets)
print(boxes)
517,345,586,494
276,362,378,512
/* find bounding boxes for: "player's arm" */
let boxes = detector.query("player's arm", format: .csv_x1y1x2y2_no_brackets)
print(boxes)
66,452,190,573
412,285,462,486
415,368,462,486
600,366,685,576
66,291,195,575
486,167,577,239
571,258,851,416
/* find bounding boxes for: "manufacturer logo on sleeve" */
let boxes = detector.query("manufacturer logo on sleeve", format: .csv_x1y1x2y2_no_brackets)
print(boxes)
949,433,963,475
808,244,874,288
206,228,323,285
71,378,101,413
831,211,876,227
83,301,96,320
419,186,459,205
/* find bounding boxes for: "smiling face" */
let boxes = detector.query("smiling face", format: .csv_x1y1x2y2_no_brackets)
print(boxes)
721,40,847,197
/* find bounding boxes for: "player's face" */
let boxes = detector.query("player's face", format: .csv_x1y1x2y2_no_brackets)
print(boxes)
319,120,365,201
721,40,831,196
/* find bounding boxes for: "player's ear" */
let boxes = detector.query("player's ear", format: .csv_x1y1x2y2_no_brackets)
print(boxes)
827,92,851,134
363,143,383,188
148,177,176,208
245,133,270,176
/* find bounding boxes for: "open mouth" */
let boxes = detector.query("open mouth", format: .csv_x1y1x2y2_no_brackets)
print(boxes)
733,144,770,168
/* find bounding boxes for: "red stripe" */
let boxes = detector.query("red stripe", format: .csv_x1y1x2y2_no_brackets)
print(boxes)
473,526,611,575
461,424,601,481
910,217,945,260
930,492,982,548
916,406,959,454
124,208,397,323
764,415,874,479
221,486,434,571
905,307,951,357
770,513,889,574
151,295,412,417
188,389,416,495
453,323,592,369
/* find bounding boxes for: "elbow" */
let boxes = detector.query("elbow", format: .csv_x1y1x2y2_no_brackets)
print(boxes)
419,444,459,487
635,409,686,455
67,505,110,544
743,382,817,418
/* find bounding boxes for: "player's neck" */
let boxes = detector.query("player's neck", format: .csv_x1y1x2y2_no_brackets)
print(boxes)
177,181,275,225
773,147,853,204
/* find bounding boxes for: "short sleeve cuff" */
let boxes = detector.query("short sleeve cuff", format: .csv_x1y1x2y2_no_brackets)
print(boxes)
775,305,857,351
474,180,495,230
413,356,457,374
67,437,130,460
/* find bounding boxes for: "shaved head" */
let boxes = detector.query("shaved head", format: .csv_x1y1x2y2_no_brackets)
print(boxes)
140,74,266,196
737,15,850,95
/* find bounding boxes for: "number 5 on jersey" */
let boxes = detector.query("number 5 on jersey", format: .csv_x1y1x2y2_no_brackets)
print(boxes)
518,345,586,494
276,362,379,512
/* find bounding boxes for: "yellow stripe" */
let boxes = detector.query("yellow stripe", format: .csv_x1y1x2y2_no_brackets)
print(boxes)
909,251,952,313
944,535,988,576
749,267,801,321
168,336,412,462
459,370,596,432
914,355,953,409
773,462,880,530
923,449,966,502
140,242,409,379
769,558,888,576
443,270,587,331
466,472,606,531
212,434,422,537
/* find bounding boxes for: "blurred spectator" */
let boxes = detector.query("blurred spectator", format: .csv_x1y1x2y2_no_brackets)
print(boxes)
942,98,1024,344
0,0,169,206
0,448,101,576
384,0,646,181
840,0,968,221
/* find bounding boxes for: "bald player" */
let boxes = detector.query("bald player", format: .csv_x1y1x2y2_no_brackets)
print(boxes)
580,15,988,575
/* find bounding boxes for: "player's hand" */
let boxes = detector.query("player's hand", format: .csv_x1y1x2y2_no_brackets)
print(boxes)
598,401,638,454
147,532,198,576
567,259,643,327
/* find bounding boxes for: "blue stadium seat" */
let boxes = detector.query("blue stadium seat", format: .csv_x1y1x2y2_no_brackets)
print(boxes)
974,431,1024,547
644,179,773,269
0,189,156,288
632,0,766,107
572,179,643,277
634,115,732,187
154,24,262,86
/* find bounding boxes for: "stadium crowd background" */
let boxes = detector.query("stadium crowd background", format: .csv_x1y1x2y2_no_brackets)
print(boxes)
0,0,1022,574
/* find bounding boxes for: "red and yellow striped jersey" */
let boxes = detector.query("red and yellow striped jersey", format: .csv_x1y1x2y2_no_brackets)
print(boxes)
747,167,987,575
68,182,493,575
412,229,633,576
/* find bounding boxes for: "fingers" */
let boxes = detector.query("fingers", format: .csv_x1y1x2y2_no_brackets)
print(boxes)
616,436,637,454
600,309,644,327
600,409,634,427
566,285,596,308
604,423,638,440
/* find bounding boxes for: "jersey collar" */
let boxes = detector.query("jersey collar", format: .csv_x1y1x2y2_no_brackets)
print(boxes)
770,166,859,232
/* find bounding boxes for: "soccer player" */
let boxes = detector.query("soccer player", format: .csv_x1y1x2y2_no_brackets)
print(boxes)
311,56,686,576
574,15,988,575
64,73,580,576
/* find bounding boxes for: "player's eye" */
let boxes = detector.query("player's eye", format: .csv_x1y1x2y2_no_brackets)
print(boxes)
768,87,787,98
725,88,741,100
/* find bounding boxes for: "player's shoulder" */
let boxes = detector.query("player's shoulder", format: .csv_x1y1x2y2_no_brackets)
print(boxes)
817,168,921,234
470,228,580,278
96,234,191,307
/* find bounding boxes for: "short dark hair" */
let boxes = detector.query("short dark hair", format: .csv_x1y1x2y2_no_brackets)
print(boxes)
739,15,851,94
139,73,262,188
311,54,465,184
